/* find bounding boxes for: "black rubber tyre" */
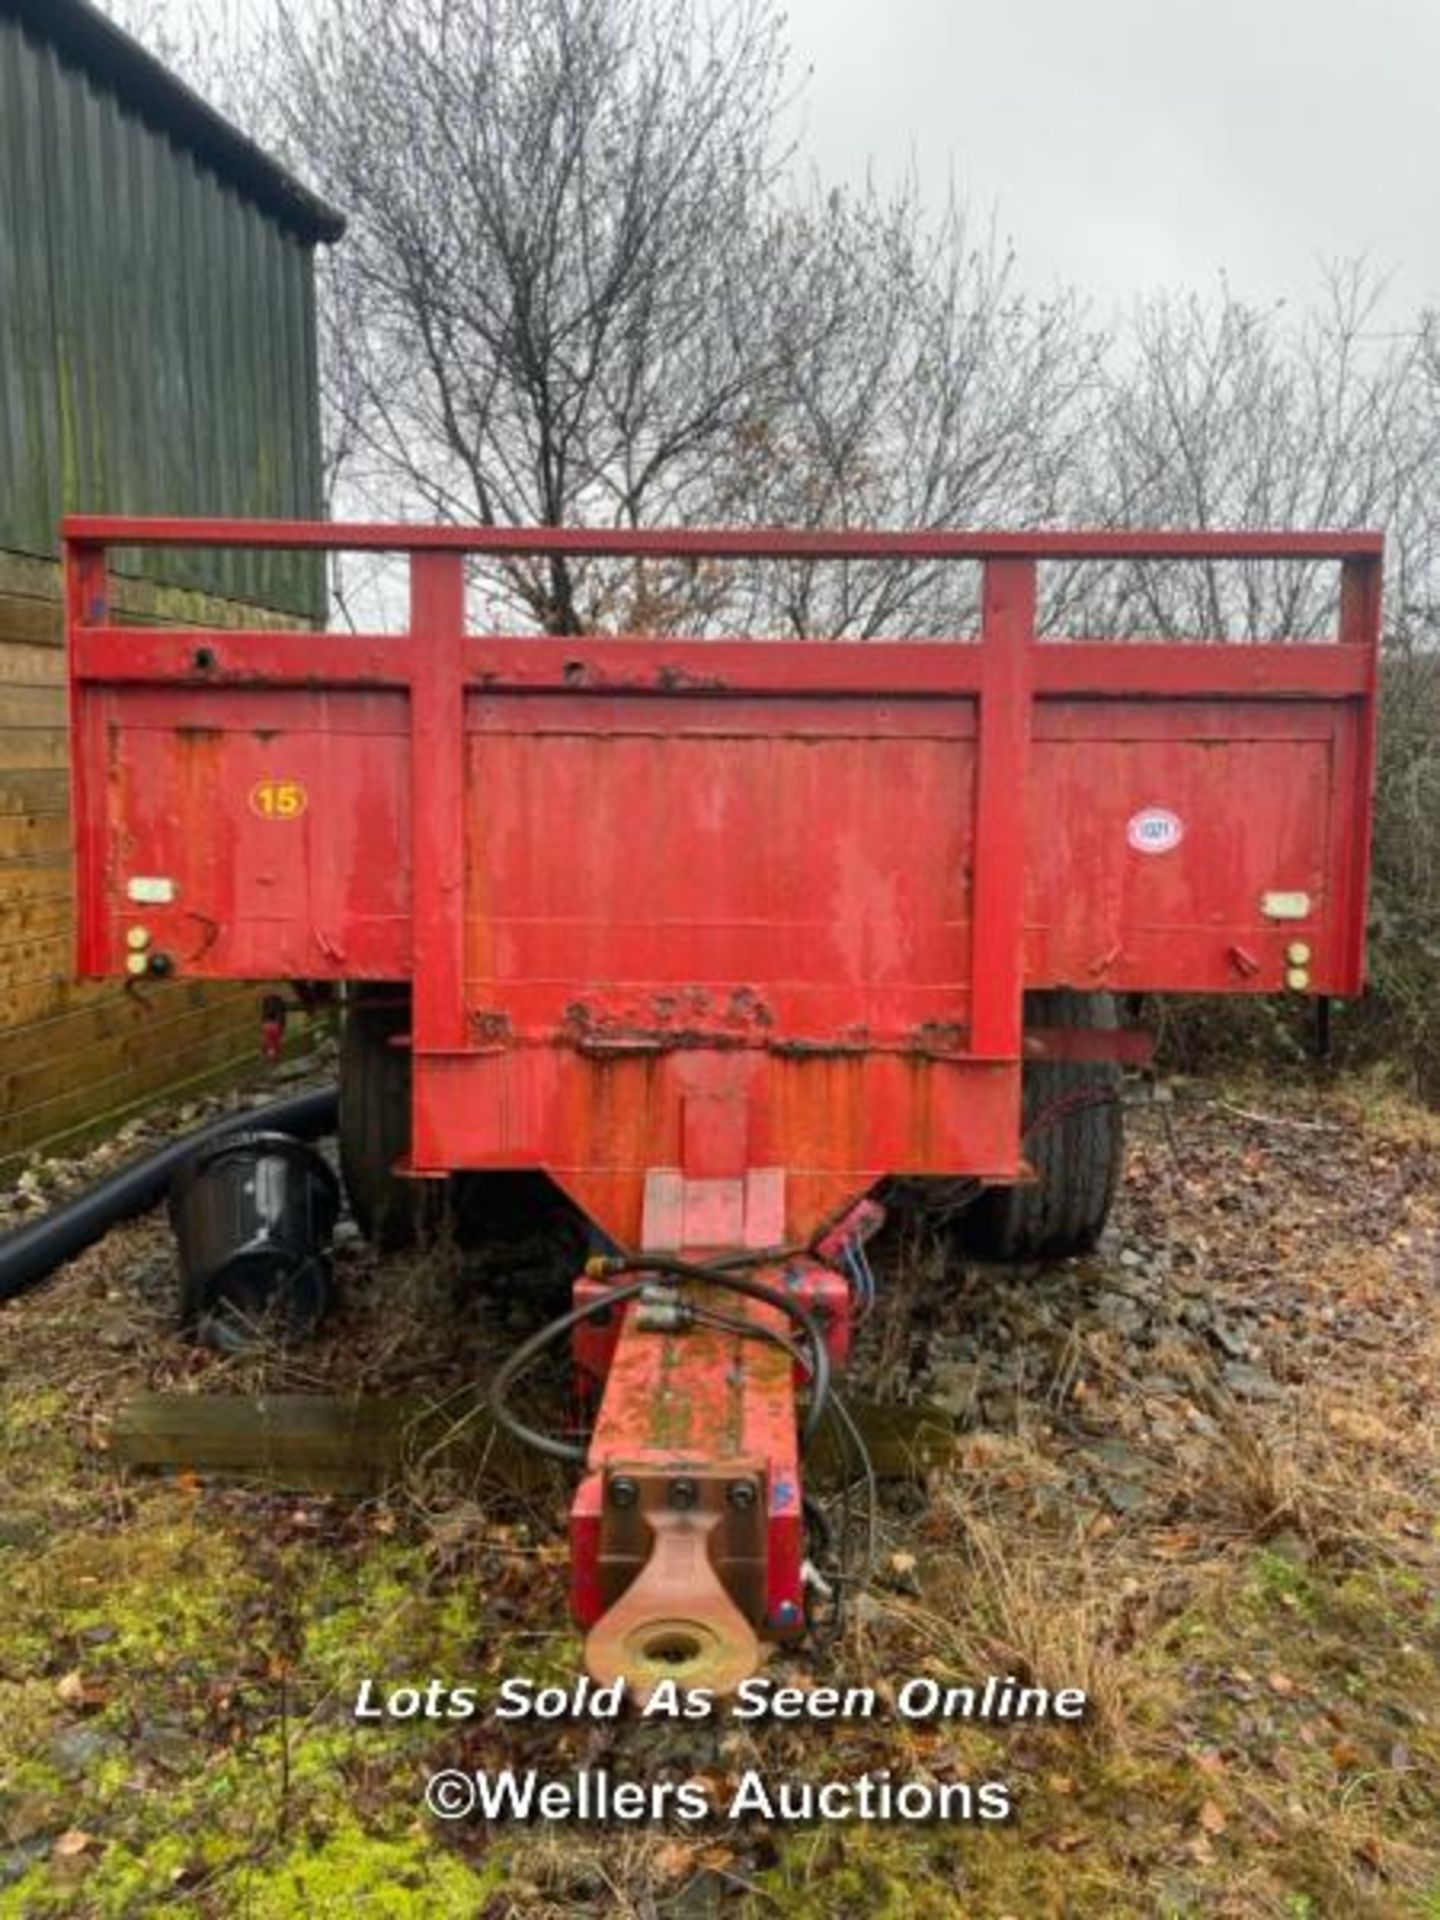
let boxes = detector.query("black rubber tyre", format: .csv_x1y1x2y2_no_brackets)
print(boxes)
337,995,593,1284
959,989,1125,1262
338,992,429,1250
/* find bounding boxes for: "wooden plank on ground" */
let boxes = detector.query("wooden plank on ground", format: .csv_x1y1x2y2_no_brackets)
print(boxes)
109,1391,962,1496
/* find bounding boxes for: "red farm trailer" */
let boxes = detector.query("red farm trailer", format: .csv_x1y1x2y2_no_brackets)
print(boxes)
64,519,1382,1692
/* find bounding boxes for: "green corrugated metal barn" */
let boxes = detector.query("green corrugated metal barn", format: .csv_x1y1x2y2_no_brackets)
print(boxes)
0,0,342,1160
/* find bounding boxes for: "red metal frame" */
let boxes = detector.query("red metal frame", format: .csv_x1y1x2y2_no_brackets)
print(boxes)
61,516,1384,559
65,517,1383,1248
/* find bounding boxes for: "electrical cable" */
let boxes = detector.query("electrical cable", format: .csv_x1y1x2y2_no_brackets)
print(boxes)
802,1389,879,1649
843,1241,877,1326
488,1253,832,1459
825,1387,879,1579
801,1494,832,1556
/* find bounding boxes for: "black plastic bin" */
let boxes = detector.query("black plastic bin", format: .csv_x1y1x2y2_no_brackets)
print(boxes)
169,1130,340,1351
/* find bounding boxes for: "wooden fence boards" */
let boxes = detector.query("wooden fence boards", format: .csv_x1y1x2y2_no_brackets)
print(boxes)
0,558,306,1164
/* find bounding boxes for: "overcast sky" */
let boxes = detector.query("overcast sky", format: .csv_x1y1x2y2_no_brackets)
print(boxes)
129,0,1439,326
779,0,1439,322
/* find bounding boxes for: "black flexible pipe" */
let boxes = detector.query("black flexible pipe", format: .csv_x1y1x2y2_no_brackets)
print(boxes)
489,1257,836,1465
592,1254,834,1446
488,1274,660,1465
0,1085,339,1304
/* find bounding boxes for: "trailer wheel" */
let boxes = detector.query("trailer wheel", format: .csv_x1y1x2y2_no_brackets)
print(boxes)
960,990,1125,1262
338,994,431,1249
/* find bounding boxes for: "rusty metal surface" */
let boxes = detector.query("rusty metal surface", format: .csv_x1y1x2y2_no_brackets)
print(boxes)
572,1276,805,1679
410,1050,1020,1246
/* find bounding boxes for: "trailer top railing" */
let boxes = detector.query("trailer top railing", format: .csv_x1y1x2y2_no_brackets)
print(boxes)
62,515,1384,562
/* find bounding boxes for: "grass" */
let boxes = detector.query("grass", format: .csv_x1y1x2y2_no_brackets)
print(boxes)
0,1069,1437,1914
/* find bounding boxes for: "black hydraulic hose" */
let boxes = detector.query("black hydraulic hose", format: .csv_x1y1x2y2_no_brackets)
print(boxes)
0,1085,339,1304
588,1254,833,1447
488,1275,659,1465
489,1255,837,1465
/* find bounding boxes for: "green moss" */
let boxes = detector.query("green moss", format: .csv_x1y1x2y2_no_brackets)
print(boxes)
8,1513,262,1671
0,1818,499,1919
753,1830,972,1919
23,1831,198,1920
751,1817,1153,1920
299,1546,433,1684
0,1874,63,1919
0,1385,68,1438
227,1819,503,1917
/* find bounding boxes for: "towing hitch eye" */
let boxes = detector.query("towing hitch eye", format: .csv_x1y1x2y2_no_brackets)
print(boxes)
583,1500,761,1697
569,1266,831,1695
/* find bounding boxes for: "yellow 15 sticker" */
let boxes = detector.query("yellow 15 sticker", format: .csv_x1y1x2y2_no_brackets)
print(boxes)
249,778,308,819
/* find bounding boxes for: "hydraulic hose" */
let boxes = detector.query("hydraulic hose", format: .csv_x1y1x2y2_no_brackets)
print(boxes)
0,1085,339,1305
488,1274,660,1465
488,1255,836,1466
591,1254,834,1447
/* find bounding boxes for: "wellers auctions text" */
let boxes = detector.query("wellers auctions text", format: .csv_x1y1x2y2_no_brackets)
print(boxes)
421,1765,1013,1825
392,1677,1084,1826
355,1673,1090,1725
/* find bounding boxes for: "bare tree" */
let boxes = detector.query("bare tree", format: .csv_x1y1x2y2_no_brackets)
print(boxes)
103,0,277,134
96,5,1438,666
257,0,804,632
1063,264,1434,641
704,182,1103,636
107,0,1103,638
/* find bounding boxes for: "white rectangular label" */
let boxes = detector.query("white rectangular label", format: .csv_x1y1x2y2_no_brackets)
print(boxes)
1261,890,1311,921
126,875,177,905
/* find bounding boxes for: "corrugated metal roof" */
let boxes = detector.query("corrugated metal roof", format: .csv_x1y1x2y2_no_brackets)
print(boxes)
0,0,344,245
